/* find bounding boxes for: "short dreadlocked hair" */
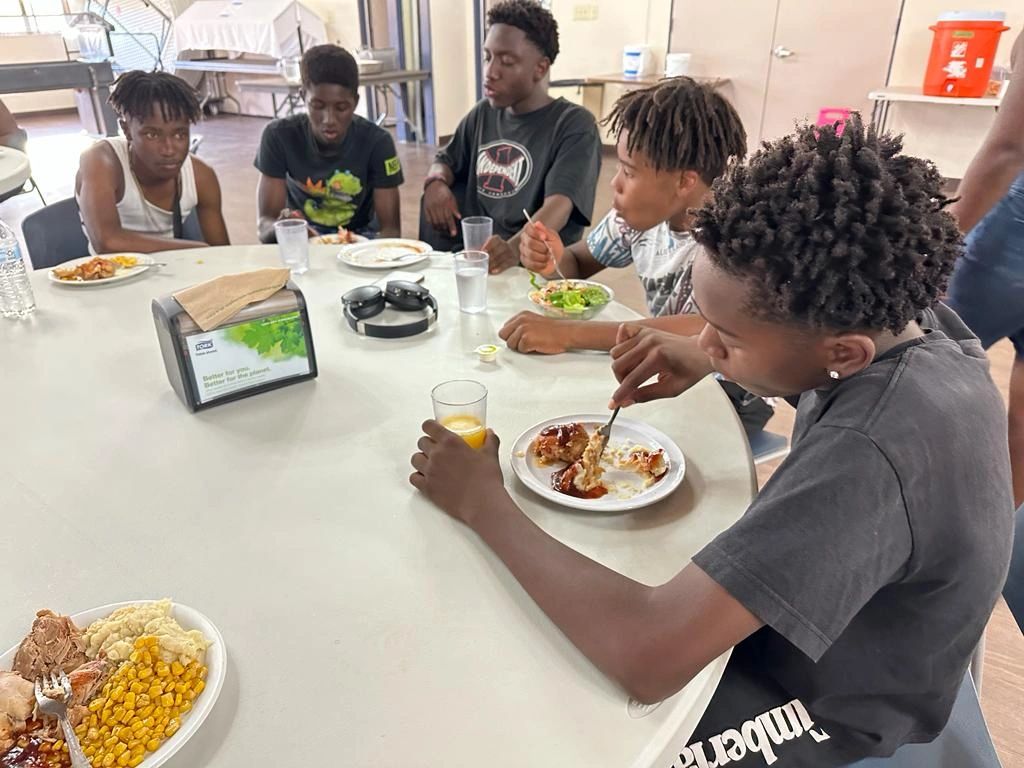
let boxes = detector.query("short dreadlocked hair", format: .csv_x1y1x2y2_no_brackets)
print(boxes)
109,70,200,124
694,114,962,335
603,76,746,183
487,0,559,63
301,44,359,92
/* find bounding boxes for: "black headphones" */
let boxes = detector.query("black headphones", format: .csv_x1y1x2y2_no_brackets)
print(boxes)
341,280,438,338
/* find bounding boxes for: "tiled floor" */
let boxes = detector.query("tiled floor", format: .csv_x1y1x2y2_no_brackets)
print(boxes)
4,111,1022,766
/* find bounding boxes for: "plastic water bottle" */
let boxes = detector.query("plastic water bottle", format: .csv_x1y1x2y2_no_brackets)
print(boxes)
0,220,35,318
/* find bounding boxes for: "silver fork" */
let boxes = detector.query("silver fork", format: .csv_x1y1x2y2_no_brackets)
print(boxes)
34,670,90,768
522,208,568,281
594,406,622,465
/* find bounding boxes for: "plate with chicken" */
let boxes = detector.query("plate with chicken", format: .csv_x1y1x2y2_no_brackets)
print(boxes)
48,254,155,287
510,413,685,512
0,600,224,767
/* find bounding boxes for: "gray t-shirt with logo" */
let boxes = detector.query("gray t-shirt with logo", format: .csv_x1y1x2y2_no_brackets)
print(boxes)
693,304,1014,763
436,98,601,245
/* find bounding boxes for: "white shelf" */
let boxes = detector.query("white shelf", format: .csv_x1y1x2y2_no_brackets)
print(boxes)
868,86,1000,108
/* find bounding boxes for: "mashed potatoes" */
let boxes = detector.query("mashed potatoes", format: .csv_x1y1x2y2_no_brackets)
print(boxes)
83,599,209,665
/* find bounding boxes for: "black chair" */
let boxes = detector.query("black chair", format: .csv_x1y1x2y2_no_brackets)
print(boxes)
22,197,88,269
23,197,205,269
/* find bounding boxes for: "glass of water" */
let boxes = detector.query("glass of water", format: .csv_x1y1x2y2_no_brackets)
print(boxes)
455,250,488,314
461,216,493,251
274,219,310,274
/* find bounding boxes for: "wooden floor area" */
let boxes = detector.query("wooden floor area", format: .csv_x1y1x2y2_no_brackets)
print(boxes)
4,111,1022,764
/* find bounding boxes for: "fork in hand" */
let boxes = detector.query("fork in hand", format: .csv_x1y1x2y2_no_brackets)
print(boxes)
34,670,90,768
522,208,568,281
594,405,622,465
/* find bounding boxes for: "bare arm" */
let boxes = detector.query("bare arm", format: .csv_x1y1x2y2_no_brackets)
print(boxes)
507,193,574,258
422,162,461,237
950,32,1024,232
485,194,576,273
411,427,763,704
76,144,208,253
257,174,288,243
193,158,229,246
373,186,402,237
426,162,455,186
519,219,604,279
501,311,707,355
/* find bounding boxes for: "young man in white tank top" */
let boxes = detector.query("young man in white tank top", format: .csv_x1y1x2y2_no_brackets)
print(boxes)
76,71,229,254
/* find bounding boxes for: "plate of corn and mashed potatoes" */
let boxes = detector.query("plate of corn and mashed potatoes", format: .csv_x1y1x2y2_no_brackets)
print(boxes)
0,599,225,768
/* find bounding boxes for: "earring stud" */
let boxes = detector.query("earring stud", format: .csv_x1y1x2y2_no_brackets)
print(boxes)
828,370,840,380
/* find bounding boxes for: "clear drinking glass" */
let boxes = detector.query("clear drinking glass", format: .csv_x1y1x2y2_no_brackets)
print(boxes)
432,380,487,449
274,219,310,274
461,216,493,251
454,250,488,314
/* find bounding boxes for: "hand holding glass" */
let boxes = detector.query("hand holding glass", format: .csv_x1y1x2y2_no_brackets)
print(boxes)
432,380,487,449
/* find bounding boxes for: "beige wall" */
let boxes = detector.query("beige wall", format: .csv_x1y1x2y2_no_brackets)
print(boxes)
428,0,479,138
550,0,673,141
886,1,1022,178
0,34,76,114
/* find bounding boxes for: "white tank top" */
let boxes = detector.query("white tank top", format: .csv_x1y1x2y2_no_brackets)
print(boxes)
82,137,199,254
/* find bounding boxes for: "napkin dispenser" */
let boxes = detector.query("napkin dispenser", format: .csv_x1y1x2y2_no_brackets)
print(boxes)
152,283,318,412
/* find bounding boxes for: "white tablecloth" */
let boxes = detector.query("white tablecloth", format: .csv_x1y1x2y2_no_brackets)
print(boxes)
173,0,326,59
0,146,30,197
1,246,755,767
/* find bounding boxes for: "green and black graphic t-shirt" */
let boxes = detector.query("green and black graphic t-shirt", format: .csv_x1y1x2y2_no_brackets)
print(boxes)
436,98,601,245
254,113,404,234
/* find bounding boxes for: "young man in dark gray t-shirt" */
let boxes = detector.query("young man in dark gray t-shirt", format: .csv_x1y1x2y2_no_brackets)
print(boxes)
408,117,1014,766
419,0,601,273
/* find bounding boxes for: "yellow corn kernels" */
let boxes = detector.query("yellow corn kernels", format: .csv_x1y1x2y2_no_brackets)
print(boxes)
74,635,208,767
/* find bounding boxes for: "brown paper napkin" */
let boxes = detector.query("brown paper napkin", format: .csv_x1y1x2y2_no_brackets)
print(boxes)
172,268,290,332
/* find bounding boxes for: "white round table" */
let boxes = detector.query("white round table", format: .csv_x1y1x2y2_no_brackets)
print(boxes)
0,146,30,197
1,246,755,767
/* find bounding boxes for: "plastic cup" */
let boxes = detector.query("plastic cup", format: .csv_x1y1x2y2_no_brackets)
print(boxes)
461,216,493,251
432,380,487,449
454,250,488,314
274,219,310,274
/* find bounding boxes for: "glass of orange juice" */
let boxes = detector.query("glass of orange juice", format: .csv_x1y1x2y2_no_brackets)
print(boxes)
432,379,487,449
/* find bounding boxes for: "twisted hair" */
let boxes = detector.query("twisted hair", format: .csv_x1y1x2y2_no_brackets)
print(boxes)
604,77,746,183
109,70,200,124
694,114,962,334
487,0,559,62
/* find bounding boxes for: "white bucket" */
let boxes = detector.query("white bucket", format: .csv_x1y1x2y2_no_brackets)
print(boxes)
665,52,692,78
623,45,654,77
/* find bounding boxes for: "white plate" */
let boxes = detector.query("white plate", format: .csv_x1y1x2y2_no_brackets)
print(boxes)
48,254,155,287
337,238,433,269
1,600,226,768
510,413,686,513
309,232,368,246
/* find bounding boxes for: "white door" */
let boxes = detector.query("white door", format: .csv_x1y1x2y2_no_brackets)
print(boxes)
759,0,902,141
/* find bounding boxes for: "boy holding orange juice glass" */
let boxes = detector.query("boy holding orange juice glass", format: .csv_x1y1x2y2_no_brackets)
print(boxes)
501,77,773,435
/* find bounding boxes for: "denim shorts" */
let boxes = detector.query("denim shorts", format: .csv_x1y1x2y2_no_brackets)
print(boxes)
947,174,1024,357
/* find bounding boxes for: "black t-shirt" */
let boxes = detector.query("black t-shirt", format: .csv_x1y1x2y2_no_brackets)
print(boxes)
435,98,601,245
686,304,1014,766
254,114,404,234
